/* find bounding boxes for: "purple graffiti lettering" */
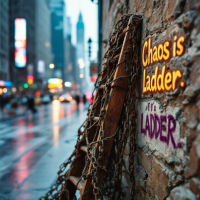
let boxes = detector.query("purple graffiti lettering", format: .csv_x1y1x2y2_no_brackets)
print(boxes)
160,115,167,143
141,110,182,149
177,142,182,148
141,113,146,135
151,103,154,111
154,114,160,140
154,105,156,112
150,114,155,139
145,114,150,137
167,115,177,148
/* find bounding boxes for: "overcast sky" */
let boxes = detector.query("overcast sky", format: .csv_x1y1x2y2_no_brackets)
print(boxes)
65,0,98,62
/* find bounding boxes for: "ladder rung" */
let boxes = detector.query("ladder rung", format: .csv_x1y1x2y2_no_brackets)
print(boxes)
80,146,87,153
80,146,92,154
111,28,127,42
113,54,119,60
92,117,99,121
69,176,84,191
99,85,105,90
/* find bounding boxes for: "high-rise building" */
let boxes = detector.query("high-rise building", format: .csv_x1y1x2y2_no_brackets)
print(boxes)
9,0,53,85
49,0,66,79
66,16,72,41
35,0,53,83
64,16,76,85
0,0,9,81
9,0,36,84
76,12,85,91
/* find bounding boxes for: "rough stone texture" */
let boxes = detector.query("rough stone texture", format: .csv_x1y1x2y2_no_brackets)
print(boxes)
189,178,200,197
185,134,200,178
146,160,169,199
167,186,196,200
101,0,200,199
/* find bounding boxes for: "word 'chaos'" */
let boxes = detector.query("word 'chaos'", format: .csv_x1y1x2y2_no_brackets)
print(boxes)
142,35,186,95
138,100,184,163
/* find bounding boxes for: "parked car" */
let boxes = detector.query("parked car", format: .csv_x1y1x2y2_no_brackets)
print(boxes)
59,94,72,102
42,95,51,104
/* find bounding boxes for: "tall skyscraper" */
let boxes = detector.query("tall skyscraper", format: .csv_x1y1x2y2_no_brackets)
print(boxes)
76,12,85,91
64,17,76,82
9,0,52,85
49,0,66,79
9,0,36,84
35,0,53,82
0,0,9,81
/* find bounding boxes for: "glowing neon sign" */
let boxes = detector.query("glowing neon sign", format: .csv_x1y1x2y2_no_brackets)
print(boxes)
14,18,27,68
0,80,12,87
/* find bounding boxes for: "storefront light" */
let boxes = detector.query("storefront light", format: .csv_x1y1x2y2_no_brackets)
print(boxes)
12,87,17,92
3,88,7,93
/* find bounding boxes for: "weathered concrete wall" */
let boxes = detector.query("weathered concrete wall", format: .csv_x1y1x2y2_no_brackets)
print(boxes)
101,0,200,199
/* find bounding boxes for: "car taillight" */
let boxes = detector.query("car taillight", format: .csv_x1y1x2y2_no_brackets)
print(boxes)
59,97,64,101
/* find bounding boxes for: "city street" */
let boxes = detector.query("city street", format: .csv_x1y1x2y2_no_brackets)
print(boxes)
0,100,87,200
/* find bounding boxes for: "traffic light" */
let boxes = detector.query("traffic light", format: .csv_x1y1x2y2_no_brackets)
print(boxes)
24,83,28,88
27,75,33,84
88,46,91,58
88,38,92,60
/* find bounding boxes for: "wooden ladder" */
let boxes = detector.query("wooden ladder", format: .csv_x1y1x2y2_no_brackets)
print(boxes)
60,16,135,200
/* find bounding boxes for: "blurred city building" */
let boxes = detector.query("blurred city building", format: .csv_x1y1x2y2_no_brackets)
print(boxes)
76,12,86,92
0,0,9,82
8,0,52,87
35,0,53,84
9,0,36,84
49,0,66,80
64,16,77,91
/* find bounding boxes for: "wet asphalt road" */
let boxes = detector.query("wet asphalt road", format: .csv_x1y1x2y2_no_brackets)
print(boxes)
0,100,87,200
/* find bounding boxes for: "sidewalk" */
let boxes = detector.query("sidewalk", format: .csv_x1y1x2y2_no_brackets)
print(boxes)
0,105,27,121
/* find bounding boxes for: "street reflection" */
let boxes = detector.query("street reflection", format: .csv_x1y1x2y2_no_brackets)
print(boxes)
52,100,60,146
52,100,60,123
60,109,64,118
0,99,88,199
53,125,59,147
11,150,34,189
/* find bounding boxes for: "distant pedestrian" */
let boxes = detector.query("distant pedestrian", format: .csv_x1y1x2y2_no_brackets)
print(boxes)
83,94,87,105
0,95,5,113
75,94,80,108
27,94,37,113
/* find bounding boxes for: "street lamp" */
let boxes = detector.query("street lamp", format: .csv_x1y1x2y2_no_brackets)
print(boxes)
80,74,84,78
49,64,54,69
88,38,92,60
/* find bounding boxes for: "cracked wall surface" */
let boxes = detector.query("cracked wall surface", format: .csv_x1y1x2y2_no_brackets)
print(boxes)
101,0,200,199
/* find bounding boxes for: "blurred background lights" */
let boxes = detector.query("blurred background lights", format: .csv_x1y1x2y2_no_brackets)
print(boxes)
27,75,33,84
3,88,7,93
45,42,50,47
24,83,28,88
79,74,84,78
78,58,85,69
36,91,40,97
49,63,54,69
64,82,72,87
12,87,17,92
